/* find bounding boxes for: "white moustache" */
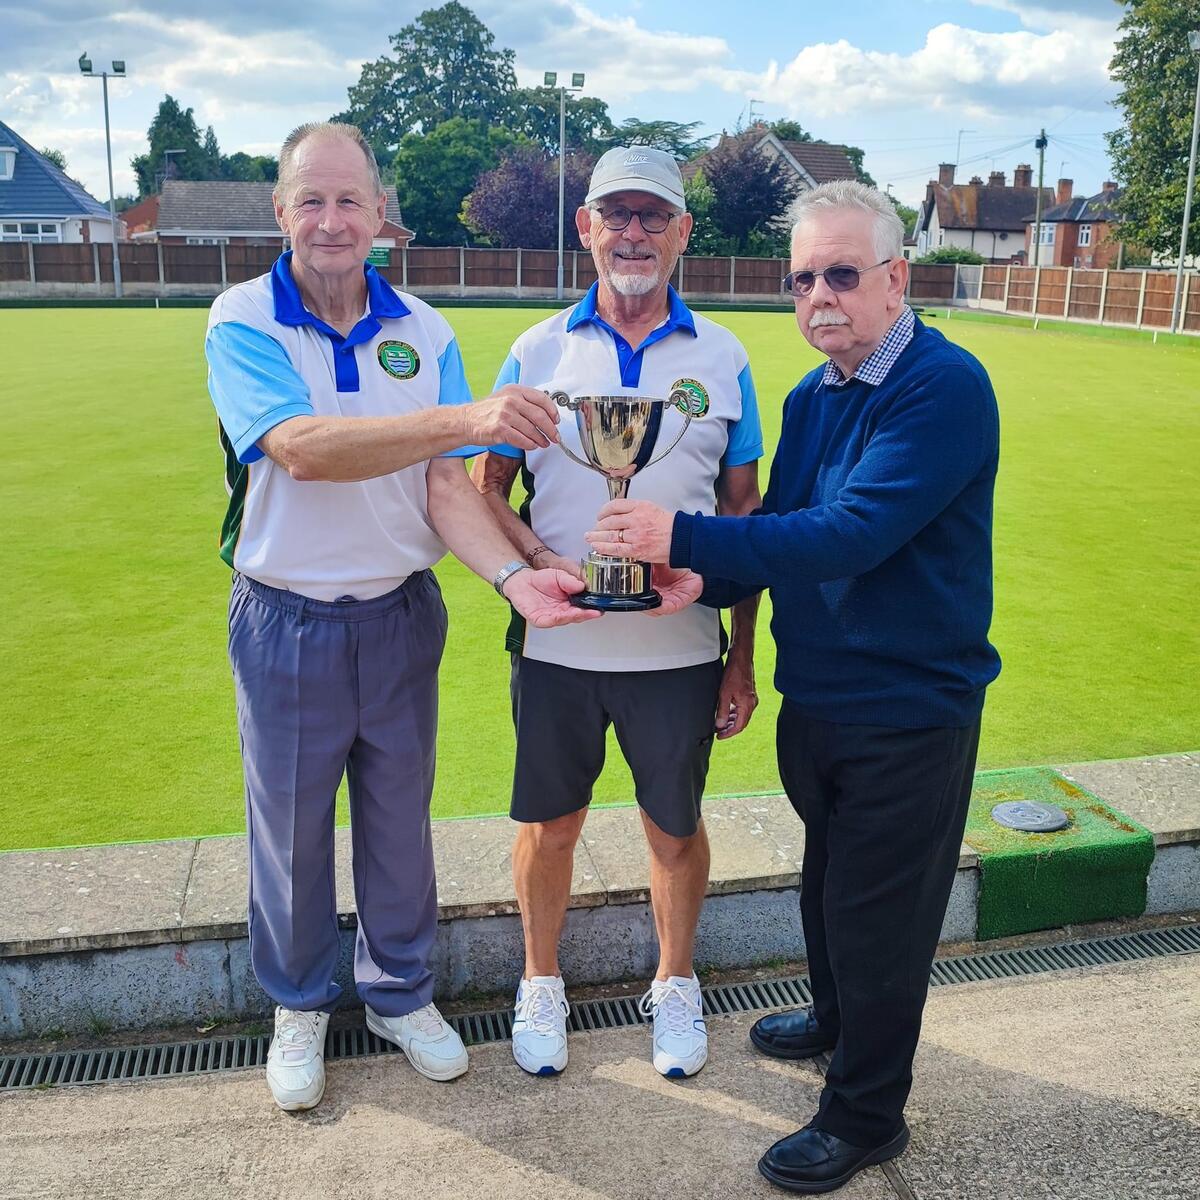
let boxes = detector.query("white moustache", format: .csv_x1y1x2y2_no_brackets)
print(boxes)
809,311,850,328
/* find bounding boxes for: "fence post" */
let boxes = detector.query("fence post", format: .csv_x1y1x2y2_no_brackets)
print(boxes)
459,246,465,296
402,246,408,290
219,241,228,292
1002,264,1012,309
516,247,522,298
952,264,960,303
92,242,101,291
1098,269,1109,324
26,241,36,285
1135,270,1148,328
1063,266,1073,318
1030,267,1041,318
729,256,736,298
677,256,684,296
156,241,165,293
1181,272,1192,335
977,265,985,304
572,253,578,292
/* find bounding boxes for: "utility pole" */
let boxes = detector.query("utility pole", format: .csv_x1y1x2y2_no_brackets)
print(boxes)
1031,128,1048,267
545,71,584,302
1170,31,1200,334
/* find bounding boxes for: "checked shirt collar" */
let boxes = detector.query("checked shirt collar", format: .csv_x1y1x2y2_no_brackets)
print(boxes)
821,304,915,389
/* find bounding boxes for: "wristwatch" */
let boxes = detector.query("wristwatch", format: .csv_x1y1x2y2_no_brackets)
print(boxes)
492,560,530,597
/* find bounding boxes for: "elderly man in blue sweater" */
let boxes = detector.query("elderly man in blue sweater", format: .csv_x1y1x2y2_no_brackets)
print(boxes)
588,179,1001,1195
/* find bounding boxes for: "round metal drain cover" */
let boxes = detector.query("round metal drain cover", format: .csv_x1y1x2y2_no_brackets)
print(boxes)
991,800,1070,832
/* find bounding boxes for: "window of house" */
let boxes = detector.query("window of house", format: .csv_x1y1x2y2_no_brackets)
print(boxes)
0,148,16,181
1037,223,1055,246
937,229,945,246
1078,224,1092,247
186,236,230,246
1,221,61,243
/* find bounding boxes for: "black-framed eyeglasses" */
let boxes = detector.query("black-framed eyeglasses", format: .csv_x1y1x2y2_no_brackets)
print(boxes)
595,205,677,234
783,259,892,297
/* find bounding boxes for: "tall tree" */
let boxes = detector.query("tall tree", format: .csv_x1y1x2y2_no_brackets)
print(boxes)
221,152,279,183
336,2,517,162
463,145,594,249
1107,0,1200,257
130,95,205,196
504,88,614,155
394,118,520,245
843,144,876,188
768,120,812,143
682,168,734,256
201,126,223,179
699,135,801,254
612,118,710,159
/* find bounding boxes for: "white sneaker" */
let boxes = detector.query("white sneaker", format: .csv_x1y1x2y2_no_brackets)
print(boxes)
639,975,708,1079
511,975,570,1076
266,1006,329,1111
365,1002,469,1082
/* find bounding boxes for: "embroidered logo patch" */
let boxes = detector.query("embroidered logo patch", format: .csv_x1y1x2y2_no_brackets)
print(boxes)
672,378,710,418
377,341,420,380
624,151,650,166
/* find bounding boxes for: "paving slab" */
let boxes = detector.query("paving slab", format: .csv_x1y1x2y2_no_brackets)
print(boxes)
0,840,196,956
1060,753,1200,846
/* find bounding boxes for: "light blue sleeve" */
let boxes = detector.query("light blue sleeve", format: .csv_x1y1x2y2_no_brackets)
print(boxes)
722,362,765,467
486,352,524,460
436,337,482,459
205,322,313,465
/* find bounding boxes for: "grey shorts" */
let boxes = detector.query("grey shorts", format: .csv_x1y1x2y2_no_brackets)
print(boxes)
509,653,723,838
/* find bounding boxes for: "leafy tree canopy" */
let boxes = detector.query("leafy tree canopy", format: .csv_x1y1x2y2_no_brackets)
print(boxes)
768,120,812,143
698,134,801,255
915,246,985,264
614,118,710,159
1107,0,1200,257
39,147,68,171
130,95,207,196
504,88,615,155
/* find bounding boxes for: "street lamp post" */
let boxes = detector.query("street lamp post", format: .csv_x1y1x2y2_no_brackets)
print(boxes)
544,71,585,301
1170,31,1200,335
78,52,126,299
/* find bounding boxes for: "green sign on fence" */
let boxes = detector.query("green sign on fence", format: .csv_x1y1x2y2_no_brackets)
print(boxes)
367,247,391,267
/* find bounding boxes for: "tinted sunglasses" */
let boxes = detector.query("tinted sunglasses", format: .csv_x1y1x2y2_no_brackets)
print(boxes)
782,259,892,297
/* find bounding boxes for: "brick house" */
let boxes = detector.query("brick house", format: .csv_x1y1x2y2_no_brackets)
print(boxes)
0,118,119,244
1023,180,1128,269
129,179,413,249
915,163,1054,263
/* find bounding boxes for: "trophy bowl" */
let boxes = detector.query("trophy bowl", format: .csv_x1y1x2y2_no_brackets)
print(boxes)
549,390,691,611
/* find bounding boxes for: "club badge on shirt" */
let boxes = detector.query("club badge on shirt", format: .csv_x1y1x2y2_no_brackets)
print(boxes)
378,341,421,380
672,378,710,418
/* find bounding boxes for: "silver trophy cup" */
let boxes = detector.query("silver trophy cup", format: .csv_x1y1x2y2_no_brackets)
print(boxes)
549,390,691,611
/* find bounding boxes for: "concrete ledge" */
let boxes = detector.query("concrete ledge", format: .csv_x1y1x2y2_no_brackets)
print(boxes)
1,753,1196,1038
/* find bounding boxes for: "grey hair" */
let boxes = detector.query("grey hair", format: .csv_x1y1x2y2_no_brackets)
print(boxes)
274,121,383,200
791,180,904,261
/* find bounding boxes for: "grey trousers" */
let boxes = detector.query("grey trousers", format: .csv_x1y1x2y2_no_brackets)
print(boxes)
228,570,446,1016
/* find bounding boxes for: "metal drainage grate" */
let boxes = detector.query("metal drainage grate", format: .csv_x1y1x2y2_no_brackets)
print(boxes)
3,922,1197,1091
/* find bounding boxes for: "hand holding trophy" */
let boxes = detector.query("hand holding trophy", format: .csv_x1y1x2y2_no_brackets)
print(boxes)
549,390,690,610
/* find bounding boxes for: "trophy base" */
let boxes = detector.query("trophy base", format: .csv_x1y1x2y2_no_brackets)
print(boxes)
569,590,662,612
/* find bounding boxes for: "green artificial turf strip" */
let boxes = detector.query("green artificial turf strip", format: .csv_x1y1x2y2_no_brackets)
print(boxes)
965,768,1155,939
0,307,1197,850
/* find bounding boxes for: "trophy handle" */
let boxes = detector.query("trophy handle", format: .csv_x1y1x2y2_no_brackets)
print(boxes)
641,390,693,470
548,389,596,471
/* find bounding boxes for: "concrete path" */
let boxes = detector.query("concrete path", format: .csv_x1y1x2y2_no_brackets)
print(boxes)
3,954,1198,1200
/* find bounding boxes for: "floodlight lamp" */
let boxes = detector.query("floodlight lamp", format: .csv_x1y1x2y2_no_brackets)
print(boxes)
571,73,585,89
78,53,93,75
544,71,557,87
1188,30,1200,53
111,60,126,75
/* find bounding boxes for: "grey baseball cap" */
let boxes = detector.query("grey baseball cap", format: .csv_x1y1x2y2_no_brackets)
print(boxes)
585,146,686,210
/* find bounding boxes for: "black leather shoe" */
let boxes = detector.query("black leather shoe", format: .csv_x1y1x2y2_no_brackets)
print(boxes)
749,1009,837,1059
758,1123,910,1194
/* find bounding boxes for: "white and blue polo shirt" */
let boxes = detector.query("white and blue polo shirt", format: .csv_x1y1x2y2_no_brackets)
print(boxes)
205,252,474,601
494,283,763,672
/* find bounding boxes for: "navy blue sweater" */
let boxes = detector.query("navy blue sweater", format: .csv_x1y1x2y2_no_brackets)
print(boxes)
670,317,1001,728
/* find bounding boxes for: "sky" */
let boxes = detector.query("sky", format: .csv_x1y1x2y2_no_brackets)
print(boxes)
1,0,1124,210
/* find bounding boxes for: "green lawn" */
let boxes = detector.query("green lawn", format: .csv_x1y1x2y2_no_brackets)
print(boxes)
1,306,1197,851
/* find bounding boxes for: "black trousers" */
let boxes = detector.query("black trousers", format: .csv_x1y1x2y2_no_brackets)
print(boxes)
777,701,981,1146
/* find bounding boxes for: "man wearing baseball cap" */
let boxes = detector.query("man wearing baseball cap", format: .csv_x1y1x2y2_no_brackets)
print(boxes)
471,146,764,1080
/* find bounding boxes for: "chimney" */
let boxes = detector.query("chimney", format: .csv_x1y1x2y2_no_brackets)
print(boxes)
1102,180,1118,193
988,170,1006,188
1056,178,1073,206
969,175,983,185
938,163,955,187
1013,163,1033,188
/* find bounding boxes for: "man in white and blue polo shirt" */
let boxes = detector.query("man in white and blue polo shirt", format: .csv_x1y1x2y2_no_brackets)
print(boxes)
472,146,763,1081
205,121,594,1113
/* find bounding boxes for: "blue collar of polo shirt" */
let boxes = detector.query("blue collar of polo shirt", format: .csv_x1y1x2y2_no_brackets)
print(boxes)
270,251,411,392
566,283,696,389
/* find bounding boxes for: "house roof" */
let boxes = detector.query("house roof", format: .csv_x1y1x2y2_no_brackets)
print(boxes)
921,180,1055,234
0,119,112,221
680,130,858,187
1030,187,1124,225
154,180,411,235
121,194,159,234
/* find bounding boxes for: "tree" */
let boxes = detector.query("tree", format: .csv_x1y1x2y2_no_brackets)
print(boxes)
1107,0,1200,258
698,135,801,254
221,152,279,183
504,88,614,155
394,118,520,244
683,168,735,256
130,95,206,196
200,126,223,179
612,118,710,159
915,246,985,265
39,147,68,172
843,145,876,188
887,196,919,237
463,145,594,249
336,2,516,161
768,120,812,143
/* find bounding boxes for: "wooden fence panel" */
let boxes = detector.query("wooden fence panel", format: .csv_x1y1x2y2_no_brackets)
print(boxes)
405,247,458,287
1102,271,1142,325
225,243,279,285
1006,267,1035,313
30,243,92,283
573,251,597,291
681,255,733,294
981,266,1006,301
464,248,518,289
1034,268,1068,315
1140,272,1177,329
0,243,30,281
1067,269,1103,320
908,264,955,301
733,258,784,296
1184,283,1200,333
515,249,557,290
161,244,221,285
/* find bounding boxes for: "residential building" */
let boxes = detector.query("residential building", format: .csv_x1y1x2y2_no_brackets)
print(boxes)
0,118,118,244
129,179,413,249
914,163,1054,263
1023,180,1130,269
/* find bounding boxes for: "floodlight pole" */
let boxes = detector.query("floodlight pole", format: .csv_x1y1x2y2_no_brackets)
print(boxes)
1170,32,1200,335
547,71,584,302
80,54,126,299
